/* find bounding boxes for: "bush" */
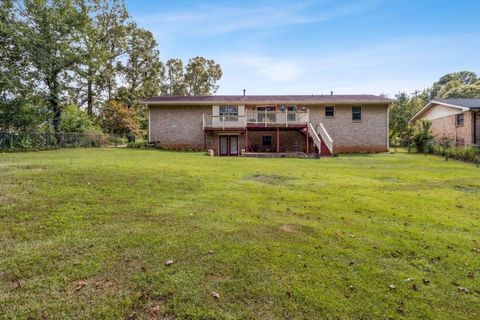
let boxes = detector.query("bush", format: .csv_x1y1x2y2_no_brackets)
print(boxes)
127,141,155,149
413,120,434,154
429,143,480,164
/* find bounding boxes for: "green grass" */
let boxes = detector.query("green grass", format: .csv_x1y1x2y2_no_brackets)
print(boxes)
1,149,480,319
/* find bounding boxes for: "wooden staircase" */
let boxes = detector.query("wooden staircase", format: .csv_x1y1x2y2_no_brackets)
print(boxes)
306,122,333,156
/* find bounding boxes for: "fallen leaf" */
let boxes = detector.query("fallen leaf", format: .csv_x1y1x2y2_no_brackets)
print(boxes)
389,284,396,290
412,284,418,291
405,278,414,282
75,280,88,291
94,280,105,287
150,305,160,317
457,286,470,294
165,260,174,266
467,271,474,278
422,279,430,285
212,291,220,300
208,250,214,255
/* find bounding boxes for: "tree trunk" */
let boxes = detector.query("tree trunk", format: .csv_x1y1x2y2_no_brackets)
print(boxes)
87,78,93,116
50,78,61,133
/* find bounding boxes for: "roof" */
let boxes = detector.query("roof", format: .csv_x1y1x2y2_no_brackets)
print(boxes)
434,99,480,109
409,98,480,123
143,94,393,106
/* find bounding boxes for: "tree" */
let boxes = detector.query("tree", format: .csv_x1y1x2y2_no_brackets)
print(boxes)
59,104,95,132
389,92,426,144
413,120,434,153
0,98,50,131
443,82,480,99
73,0,130,116
117,24,164,107
163,58,186,95
184,57,222,95
430,71,478,100
18,0,89,132
99,100,140,135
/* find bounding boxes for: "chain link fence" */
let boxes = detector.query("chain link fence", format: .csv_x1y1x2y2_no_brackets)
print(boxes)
0,132,109,152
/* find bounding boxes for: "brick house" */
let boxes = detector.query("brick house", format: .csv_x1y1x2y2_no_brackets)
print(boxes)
144,94,393,156
409,99,480,146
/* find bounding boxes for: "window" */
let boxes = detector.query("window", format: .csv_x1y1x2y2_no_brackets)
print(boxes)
219,105,238,121
352,106,362,121
262,135,272,147
456,113,464,126
287,106,297,121
325,106,335,117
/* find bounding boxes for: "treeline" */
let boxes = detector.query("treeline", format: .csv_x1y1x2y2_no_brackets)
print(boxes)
389,71,480,144
0,0,222,136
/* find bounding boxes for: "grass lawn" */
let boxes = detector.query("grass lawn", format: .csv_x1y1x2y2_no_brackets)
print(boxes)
1,148,480,319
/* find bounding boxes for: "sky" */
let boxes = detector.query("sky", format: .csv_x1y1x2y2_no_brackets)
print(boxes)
126,0,480,97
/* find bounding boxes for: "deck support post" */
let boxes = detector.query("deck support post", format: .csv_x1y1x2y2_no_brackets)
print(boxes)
245,127,248,152
306,127,309,153
276,127,280,153
204,131,207,150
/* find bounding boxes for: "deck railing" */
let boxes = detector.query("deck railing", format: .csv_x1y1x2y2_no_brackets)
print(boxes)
203,110,309,129
203,115,247,129
246,110,309,126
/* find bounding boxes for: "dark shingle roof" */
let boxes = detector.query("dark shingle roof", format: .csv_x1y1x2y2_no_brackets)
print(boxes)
435,99,480,109
144,94,393,105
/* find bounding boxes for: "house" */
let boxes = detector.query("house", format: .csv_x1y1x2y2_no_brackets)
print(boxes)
409,99,480,146
144,94,393,156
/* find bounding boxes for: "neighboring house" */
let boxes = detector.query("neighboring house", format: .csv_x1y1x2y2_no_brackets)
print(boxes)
144,94,393,156
409,99,480,146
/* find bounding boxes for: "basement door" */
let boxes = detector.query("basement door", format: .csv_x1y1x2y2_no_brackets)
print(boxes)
219,135,239,156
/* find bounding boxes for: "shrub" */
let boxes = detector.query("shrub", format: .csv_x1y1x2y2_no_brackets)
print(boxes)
127,141,155,149
413,120,434,154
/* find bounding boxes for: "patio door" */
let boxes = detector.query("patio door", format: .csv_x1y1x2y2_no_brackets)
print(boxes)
219,135,239,156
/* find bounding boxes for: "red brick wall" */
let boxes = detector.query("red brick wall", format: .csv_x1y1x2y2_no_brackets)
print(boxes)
430,111,473,146
475,112,480,144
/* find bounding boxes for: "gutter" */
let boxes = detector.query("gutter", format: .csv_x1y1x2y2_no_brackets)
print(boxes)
142,101,393,106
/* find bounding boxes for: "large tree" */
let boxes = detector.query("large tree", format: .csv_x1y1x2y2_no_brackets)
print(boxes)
163,58,186,96
117,23,164,107
184,56,222,95
429,71,478,100
18,0,89,132
73,0,129,116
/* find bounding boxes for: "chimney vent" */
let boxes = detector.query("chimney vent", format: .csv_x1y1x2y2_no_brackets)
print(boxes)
243,89,246,96
330,91,333,96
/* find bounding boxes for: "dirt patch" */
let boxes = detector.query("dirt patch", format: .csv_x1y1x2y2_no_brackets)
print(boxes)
376,176,401,183
279,225,296,233
246,174,296,185
453,185,480,193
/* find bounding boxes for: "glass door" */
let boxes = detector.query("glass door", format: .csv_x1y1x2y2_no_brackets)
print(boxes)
218,135,239,156
219,136,228,156
229,136,238,155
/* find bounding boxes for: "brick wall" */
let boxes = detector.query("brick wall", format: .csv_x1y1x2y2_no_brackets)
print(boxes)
430,111,473,146
149,105,210,149
475,112,480,144
149,104,389,153
308,104,389,153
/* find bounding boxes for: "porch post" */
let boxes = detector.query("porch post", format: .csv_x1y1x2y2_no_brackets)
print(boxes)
276,127,280,153
245,127,248,152
204,131,207,150
306,128,309,153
